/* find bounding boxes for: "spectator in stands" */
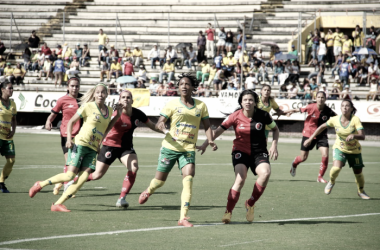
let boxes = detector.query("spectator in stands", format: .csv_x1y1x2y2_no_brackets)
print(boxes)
207,63,217,86
35,50,45,72
367,78,379,101
257,62,269,84
31,50,40,72
304,86,312,100
265,46,275,70
98,47,109,67
37,56,52,81
166,46,178,66
0,39,5,56
367,61,379,84
74,43,83,61
108,83,118,95
312,87,319,100
197,31,206,62
123,47,134,64
319,27,325,39
289,45,298,62
305,31,314,64
110,58,122,79
41,42,52,56
100,61,110,82
213,68,225,96
196,60,210,84
159,61,175,83
245,72,258,90
289,60,300,84
312,29,320,61
166,82,177,96
80,44,90,67
237,29,246,50
22,47,32,72
136,65,147,85
340,85,352,100
272,61,283,85
4,63,13,81
56,45,62,56
224,52,237,78
278,84,287,99
195,83,205,97
10,63,26,86
227,82,237,91
239,50,249,66
329,83,341,100
321,84,329,99
156,82,166,96
62,43,72,61
352,25,364,52
217,27,226,56
149,79,159,96
159,48,167,69
50,50,57,62
214,53,223,70
225,29,234,53
287,83,298,99
331,51,343,79
0,56,5,75
342,35,353,57
339,58,351,85
234,45,243,61
333,27,344,61
177,48,185,70
297,83,306,99
254,47,264,64
309,77,318,90
205,23,215,58
203,85,211,97
317,38,327,64
94,29,109,51
148,45,160,69
28,30,40,49
355,63,367,86
184,46,197,70
364,26,377,50
109,45,119,59
325,29,334,67
66,56,80,79
53,55,65,87
123,58,134,76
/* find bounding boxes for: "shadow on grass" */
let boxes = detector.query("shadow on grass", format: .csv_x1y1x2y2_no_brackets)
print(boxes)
271,179,353,184
257,221,360,225
331,197,380,200
77,191,178,198
76,204,226,212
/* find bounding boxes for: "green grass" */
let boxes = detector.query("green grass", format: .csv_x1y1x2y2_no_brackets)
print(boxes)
0,134,380,250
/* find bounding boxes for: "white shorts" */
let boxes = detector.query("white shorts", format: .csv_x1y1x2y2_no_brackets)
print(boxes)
333,46,342,56
217,39,226,46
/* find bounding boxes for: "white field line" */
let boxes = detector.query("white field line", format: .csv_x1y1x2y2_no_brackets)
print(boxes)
12,162,380,170
219,240,267,247
0,213,379,246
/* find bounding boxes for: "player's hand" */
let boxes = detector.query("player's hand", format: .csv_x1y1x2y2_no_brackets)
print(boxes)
303,139,311,147
196,144,208,155
6,131,14,139
269,145,278,161
346,134,355,141
209,141,218,151
45,121,52,131
66,139,74,149
272,112,282,120
114,103,123,116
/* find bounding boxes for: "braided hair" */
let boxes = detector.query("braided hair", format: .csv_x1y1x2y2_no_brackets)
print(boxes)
176,72,199,88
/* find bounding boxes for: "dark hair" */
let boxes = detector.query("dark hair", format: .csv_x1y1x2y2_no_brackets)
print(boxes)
316,91,326,98
0,81,12,99
66,77,81,94
237,90,259,110
342,99,357,115
176,72,199,88
261,85,274,100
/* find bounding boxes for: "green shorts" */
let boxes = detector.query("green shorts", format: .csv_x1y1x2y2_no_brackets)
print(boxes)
265,130,269,138
157,147,195,173
333,148,364,169
66,144,97,170
0,139,15,157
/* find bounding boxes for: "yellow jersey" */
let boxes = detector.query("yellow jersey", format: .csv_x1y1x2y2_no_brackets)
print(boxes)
325,34,334,47
133,49,143,58
257,96,279,131
110,63,122,71
352,31,364,47
98,34,108,45
201,64,210,74
75,102,113,151
333,32,344,47
124,51,133,57
326,115,364,154
209,67,217,79
342,40,353,54
0,99,17,140
160,98,209,152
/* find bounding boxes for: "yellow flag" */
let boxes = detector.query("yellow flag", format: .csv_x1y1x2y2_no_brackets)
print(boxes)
127,89,150,107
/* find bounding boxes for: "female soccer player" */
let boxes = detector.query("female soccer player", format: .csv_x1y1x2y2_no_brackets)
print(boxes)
29,84,122,212
286,92,336,183
0,80,17,193
138,73,216,227
66,90,163,208
304,100,369,199
45,77,81,195
257,85,286,139
198,90,279,224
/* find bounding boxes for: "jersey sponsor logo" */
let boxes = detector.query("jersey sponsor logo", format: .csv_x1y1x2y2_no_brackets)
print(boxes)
176,122,196,129
105,151,112,159
262,153,268,158
68,104,74,108
177,107,183,113
195,108,201,117
121,123,128,127
238,124,245,129
0,120,11,124
235,153,242,159
135,119,140,126
161,157,170,165
92,127,104,137
255,123,263,130
93,113,101,123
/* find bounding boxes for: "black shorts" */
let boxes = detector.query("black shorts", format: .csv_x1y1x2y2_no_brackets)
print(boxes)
232,151,270,176
97,145,136,165
61,137,69,154
300,135,329,151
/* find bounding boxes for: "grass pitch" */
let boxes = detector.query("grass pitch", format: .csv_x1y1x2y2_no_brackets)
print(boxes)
0,134,379,249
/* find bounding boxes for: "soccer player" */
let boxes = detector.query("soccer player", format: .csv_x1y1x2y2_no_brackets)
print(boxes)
257,85,287,139
45,77,81,195
66,90,163,208
0,80,17,193
138,73,216,227
198,90,279,224
29,84,123,212
286,92,336,183
304,100,369,199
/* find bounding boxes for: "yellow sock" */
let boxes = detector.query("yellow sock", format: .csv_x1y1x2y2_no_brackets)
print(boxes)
55,171,89,205
355,173,365,193
40,171,76,188
147,178,165,194
329,166,341,184
180,175,193,221
0,158,15,182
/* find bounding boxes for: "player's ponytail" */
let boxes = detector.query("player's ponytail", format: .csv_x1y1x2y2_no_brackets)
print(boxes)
79,84,108,105
342,99,357,115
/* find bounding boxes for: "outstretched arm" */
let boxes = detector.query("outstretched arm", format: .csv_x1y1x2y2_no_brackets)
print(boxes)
196,126,224,155
155,115,169,134
145,120,164,134
45,112,57,131
303,123,327,147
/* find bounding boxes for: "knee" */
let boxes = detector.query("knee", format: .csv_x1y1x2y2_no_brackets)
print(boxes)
260,170,271,180
7,158,15,165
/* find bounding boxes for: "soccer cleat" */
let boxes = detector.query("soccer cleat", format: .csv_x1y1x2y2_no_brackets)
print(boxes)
245,200,255,222
222,212,232,224
358,191,370,200
53,183,63,195
51,203,71,212
324,181,335,195
116,198,129,208
178,217,193,227
0,183,10,193
139,189,151,204
29,181,42,198
290,165,296,177
317,177,328,183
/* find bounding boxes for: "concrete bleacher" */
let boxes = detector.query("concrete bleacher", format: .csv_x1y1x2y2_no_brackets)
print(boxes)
0,0,379,98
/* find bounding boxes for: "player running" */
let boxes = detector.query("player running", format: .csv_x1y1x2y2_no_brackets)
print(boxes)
29,84,122,212
198,90,279,224
0,80,17,193
286,92,336,183
257,85,286,139
304,100,369,199
66,90,163,208
138,73,216,227
45,77,82,195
